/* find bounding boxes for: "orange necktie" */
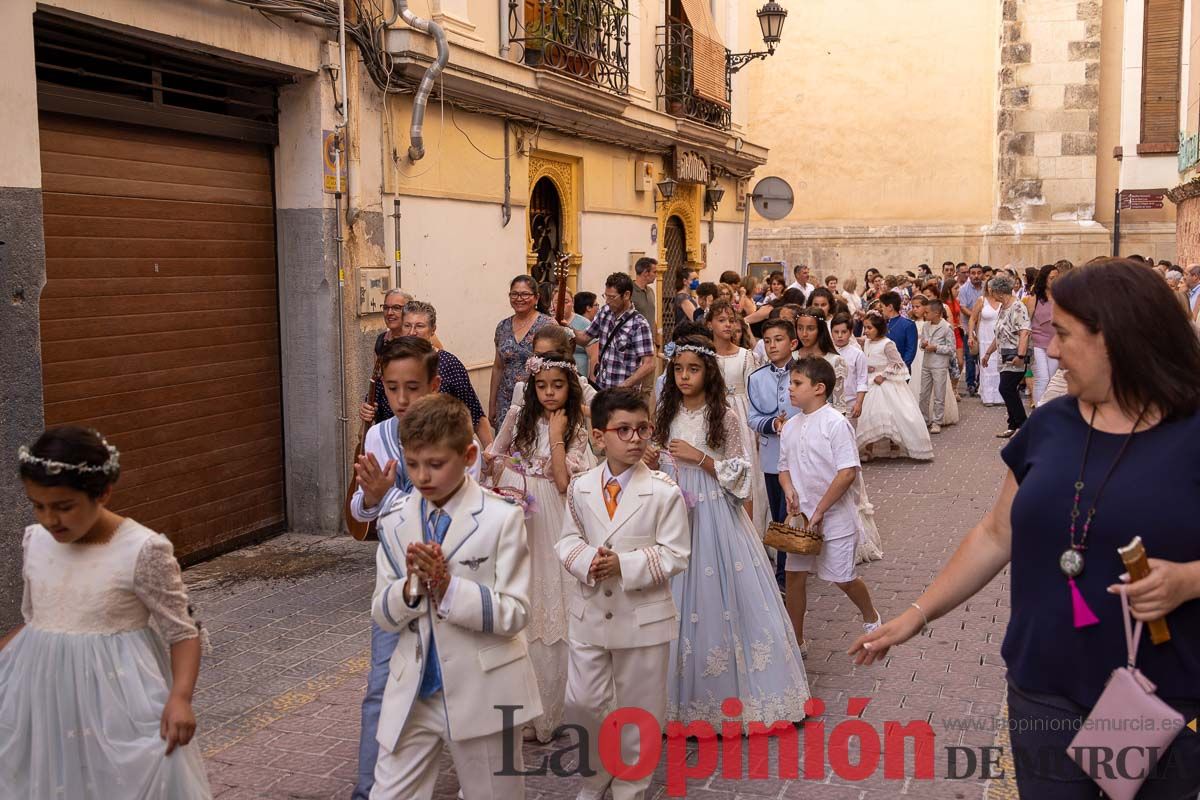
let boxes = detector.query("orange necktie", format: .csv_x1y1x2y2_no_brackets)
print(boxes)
604,478,621,519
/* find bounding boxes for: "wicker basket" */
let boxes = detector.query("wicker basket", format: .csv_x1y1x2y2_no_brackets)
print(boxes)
763,513,824,556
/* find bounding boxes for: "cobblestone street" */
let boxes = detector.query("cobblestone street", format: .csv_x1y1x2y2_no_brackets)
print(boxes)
192,397,1018,799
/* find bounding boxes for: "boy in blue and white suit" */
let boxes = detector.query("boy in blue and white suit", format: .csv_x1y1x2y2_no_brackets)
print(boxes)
747,318,803,589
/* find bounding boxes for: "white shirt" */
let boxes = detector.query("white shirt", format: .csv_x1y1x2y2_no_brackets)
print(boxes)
778,404,861,540
836,343,868,403
787,281,816,299
602,461,637,504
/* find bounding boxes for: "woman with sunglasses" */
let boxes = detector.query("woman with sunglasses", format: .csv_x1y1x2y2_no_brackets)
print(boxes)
489,275,556,426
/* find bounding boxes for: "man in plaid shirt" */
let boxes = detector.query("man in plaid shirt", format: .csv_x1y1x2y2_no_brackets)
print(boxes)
573,272,656,390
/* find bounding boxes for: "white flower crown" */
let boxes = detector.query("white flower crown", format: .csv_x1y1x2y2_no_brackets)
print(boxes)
18,440,120,477
525,355,578,376
664,342,717,359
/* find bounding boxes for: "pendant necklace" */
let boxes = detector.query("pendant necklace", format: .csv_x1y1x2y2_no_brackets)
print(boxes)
1061,403,1146,628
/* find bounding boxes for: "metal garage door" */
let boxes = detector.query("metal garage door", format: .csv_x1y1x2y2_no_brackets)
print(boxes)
38,113,285,558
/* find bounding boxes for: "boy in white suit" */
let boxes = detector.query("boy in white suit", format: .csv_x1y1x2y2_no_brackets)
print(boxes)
349,336,484,800
556,388,691,800
370,394,542,799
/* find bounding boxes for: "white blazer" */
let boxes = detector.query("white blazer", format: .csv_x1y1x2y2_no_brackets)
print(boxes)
371,477,542,747
555,462,691,650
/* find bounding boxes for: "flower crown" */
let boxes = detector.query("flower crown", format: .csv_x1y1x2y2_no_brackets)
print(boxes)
18,439,120,477
664,342,717,360
525,355,578,376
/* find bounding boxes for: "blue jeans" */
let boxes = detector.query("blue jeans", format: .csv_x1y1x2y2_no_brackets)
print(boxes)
763,472,788,589
354,621,402,800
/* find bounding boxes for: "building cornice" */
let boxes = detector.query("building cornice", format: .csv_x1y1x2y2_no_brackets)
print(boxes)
383,28,768,175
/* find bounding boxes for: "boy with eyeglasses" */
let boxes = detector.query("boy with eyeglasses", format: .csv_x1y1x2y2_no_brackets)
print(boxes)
556,388,691,800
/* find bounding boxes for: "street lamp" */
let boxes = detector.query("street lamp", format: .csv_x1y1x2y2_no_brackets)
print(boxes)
655,176,678,208
728,2,788,75
704,182,726,213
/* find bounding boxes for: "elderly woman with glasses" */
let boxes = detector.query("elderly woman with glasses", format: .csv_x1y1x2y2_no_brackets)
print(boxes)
490,275,556,426
394,299,495,447
981,274,1032,438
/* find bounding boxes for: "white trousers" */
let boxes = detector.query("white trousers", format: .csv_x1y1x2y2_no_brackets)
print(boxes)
371,694,525,800
566,639,670,800
1031,347,1059,406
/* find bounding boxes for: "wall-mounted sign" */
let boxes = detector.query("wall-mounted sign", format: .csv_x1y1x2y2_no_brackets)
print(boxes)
1119,190,1165,210
323,130,347,194
650,223,658,244
1180,130,1200,174
673,147,710,185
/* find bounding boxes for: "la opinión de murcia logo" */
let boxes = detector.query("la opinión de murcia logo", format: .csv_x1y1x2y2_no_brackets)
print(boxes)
493,699,1197,795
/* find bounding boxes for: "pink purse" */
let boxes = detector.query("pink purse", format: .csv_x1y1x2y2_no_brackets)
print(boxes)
1067,586,1184,800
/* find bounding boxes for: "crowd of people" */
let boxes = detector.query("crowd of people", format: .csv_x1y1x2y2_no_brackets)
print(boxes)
1,255,1198,800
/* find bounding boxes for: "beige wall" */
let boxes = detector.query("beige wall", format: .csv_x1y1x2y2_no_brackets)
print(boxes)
745,0,999,225
0,0,41,189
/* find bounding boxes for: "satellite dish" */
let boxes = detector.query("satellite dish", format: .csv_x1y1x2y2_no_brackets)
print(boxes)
751,176,794,221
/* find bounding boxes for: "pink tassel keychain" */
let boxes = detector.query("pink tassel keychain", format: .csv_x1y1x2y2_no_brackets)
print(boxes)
1068,576,1100,628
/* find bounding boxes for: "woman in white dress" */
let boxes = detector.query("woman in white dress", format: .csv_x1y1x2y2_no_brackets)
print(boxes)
707,301,769,537
2,427,212,800
856,313,934,462
486,356,591,743
970,291,1003,406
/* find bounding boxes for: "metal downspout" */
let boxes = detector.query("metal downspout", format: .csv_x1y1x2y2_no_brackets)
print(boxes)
387,0,449,161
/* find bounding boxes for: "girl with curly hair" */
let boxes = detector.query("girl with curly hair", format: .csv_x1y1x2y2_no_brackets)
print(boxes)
647,335,809,728
485,356,590,742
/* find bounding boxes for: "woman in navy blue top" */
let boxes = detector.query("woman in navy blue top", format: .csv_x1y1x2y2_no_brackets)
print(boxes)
359,299,494,448
851,259,1200,799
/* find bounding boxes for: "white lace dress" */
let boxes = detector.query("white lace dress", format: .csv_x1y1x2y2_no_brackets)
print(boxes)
486,412,590,742
717,348,769,537
856,338,934,461
0,520,211,799
661,407,810,726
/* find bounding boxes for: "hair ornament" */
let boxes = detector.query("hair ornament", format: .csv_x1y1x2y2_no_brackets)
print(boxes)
18,440,120,476
525,355,578,376
664,341,717,360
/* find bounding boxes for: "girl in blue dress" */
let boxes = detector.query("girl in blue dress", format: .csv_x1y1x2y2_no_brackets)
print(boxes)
0,427,212,799
648,335,810,728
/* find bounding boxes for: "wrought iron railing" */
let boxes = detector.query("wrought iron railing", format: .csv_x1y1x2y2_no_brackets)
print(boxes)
509,0,630,95
656,23,731,130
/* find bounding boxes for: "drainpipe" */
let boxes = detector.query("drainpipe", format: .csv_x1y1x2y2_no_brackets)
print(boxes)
500,0,510,57
386,0,449,161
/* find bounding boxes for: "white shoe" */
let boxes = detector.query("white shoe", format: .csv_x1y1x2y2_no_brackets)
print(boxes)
863,614,882,634
929,424,941,434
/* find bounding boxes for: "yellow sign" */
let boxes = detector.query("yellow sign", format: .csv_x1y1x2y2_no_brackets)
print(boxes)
1188,718,1197,733
323,130,347,194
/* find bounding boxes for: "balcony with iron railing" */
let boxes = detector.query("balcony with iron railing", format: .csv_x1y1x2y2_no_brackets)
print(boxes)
508,0,630,95
656,23,732,131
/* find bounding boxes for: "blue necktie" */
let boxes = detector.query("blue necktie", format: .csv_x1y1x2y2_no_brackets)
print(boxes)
418,508,452,698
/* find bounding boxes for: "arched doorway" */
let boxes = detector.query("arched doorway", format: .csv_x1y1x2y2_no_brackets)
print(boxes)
661,216,687,335
528,176,563,314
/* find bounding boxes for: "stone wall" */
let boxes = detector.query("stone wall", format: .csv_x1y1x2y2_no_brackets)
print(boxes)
997,0,1104,223
1170,178,1200,265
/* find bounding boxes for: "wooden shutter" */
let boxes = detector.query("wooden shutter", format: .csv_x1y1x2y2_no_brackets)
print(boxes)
679,0,728,107
39,113,286,558
1141,0,1183,149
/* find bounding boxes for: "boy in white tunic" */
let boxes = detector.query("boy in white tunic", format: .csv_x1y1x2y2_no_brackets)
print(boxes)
370,394,542,799
556,388,691,800
779,357,882,653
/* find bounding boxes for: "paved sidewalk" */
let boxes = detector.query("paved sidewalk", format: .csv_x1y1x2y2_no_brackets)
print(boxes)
192,396,1020,799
